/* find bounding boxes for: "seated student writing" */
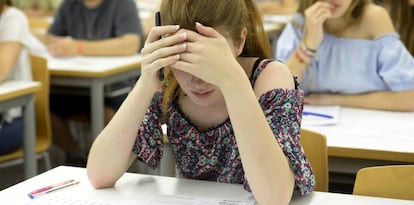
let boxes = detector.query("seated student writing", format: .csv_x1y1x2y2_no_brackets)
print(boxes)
86,0,315,204
45,0,144,166
0,1,33,154
276,0,414,112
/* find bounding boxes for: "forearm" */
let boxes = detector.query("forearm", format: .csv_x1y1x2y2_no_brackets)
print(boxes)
0,42,23,81
324,90,414,112
222,79,295,205
87,79,158,188
81,34,141,56
286,47,312,82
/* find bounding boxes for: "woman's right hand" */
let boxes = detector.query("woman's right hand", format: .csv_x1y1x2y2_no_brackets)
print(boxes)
139,25,187,91
303,1,333,49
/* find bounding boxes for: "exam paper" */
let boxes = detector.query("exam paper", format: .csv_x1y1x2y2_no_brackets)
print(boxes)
24,195,135,205
301,105,341,126
145,195,256,205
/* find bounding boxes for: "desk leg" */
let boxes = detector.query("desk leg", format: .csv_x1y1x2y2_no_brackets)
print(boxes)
90,79,104,139
22,95,37,178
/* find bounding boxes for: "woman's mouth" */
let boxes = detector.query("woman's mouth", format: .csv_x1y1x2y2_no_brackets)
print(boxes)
191,90,213,99
331,3,340,12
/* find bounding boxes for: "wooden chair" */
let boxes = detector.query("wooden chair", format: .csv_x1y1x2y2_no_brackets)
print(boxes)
353,165,414,200
300,128,329,192
0,55,52,171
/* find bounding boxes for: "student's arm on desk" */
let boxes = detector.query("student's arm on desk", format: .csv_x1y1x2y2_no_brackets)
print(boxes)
86,79,154,188
0,42,22,81
305,90,414,112
86,24,183,189
46,34,141,57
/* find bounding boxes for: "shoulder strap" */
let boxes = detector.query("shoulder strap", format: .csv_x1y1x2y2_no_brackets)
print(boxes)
250,58,274,87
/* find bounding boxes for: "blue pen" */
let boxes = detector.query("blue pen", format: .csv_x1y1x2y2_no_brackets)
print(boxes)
303,111,333,119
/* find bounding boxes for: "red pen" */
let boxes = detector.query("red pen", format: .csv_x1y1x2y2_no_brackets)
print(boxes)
28,179,74,199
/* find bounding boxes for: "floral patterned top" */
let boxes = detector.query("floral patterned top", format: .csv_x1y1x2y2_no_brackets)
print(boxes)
132,58,315,195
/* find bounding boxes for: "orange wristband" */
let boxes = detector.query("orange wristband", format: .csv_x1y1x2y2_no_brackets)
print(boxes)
77,40,83,55
294,51,305,64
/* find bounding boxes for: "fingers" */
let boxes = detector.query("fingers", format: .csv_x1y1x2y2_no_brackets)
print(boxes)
195,22,221,38
143,44,184,70
306,1,334,15
171,59,198,76
305,1,333,25
142,26,184,54
145,25,180,44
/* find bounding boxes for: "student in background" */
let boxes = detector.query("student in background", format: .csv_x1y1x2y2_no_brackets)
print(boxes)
0,1,33,154
46,0,144,166
12,0,62,17
374,0,414,56
87,0,315,204
256,0,298,15
276,0,414,112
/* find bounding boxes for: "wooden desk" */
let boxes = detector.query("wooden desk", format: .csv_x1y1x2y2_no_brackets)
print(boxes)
47,55,142,139
0,81,41,178
28,16,53,30
1,166,413,204
302,106,414,163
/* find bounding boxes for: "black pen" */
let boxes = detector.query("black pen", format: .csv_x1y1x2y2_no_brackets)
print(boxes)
155,11,164,81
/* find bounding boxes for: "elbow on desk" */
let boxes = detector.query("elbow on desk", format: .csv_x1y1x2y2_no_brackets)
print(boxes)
86,169,116,189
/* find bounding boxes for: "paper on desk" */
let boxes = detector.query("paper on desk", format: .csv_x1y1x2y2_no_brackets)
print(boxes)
301,105,340,126
47,55,142,71
146,195,256,205
24,195,135,205
262,15,292,23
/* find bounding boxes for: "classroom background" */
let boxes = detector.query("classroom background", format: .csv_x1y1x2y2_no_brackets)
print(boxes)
0,0,413,200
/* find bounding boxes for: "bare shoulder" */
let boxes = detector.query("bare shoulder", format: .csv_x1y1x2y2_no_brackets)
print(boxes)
361,4,395,38
254,60,295,97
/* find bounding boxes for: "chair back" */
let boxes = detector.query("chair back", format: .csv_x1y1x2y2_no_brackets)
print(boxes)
353,165,414,200
0,55,51,163
300,129,329,192
31,54,52,153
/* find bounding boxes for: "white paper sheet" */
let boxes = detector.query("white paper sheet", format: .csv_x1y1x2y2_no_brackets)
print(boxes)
145,195,256,205
24,195,135,205
301,105,341,126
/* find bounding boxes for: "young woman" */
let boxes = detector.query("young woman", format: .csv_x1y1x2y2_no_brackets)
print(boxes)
87,0,315,204
0,0,33,154
276,0,414,112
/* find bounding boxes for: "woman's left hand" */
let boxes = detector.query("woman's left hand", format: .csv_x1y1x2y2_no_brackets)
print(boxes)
171,22,245,89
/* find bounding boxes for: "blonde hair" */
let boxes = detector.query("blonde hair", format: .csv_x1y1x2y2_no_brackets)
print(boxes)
159,0,271,120
298,0,371,25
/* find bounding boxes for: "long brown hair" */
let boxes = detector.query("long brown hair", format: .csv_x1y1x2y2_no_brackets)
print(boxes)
0,0,12,14
375,0,414,55
298,0,371,25
159,0,271,120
